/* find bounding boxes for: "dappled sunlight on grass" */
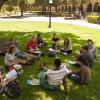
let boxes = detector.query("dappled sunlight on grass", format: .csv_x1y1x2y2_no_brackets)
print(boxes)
0,21,100,100
33,91,53,100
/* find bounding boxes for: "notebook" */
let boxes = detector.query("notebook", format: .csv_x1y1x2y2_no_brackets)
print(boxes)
27,79,40,85
6,69,17,79
69,60,76,64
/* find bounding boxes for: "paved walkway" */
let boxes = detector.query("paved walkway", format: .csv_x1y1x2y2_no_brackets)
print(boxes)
0,16,100,29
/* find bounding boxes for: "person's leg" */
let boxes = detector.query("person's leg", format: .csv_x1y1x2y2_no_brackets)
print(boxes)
15,52,26,59
15,58,27,64
23,52,34,60
60,48,65,52
80,67,85,85
56,44,59,50
52,44,56,50
71,73,80,82
84,68,91,85
66,50,72,54
38,69,48,80
27,49,34,54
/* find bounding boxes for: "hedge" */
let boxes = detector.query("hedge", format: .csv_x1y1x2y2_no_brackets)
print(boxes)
87,15,100,24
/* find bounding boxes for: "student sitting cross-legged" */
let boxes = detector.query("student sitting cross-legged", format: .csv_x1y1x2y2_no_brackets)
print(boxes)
60,37,72,55
76,46,94,68
0,68,17,93
52,33,60,52
36,34,46,48
71,56,91,86
27,36,40,54
38,59,71,95
10,39,35,64
4,45,26,71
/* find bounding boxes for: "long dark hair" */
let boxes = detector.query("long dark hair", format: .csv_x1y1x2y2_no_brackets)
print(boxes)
78,56,89,66
64,38,70,47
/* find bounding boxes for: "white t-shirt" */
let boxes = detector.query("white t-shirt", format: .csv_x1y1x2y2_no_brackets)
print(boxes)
4,53,15,66
47,65,69,85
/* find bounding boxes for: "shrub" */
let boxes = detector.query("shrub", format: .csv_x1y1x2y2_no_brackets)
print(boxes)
87,15,100,24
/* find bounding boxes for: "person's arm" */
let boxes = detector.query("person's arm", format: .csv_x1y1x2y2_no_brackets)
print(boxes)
62,74,68,95
45,75,48,80
80,66,84,85
89,46,96,53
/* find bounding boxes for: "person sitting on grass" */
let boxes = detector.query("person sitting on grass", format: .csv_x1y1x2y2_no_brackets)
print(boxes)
27,36,40,54
38,58,71,95
60,37,72,55
4,45,26,71
71,56,91,86
86,39,97,59
10,39,35,64
0,68,17,93
36,34,46,48
76,46,94,68
52,33,60,52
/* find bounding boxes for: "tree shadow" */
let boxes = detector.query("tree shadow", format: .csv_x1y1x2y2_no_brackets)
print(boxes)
0,31,100,100
0,14,37,19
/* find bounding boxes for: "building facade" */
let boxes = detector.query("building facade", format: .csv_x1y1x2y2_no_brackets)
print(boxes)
34,0,100,14
53,0,100,13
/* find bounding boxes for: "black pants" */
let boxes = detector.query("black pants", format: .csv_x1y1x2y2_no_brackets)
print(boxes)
60,49,72,54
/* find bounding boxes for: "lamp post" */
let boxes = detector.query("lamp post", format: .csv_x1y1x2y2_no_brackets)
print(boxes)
48,0,53,28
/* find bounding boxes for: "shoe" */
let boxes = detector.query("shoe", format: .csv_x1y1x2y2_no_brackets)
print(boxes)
62,52,67,55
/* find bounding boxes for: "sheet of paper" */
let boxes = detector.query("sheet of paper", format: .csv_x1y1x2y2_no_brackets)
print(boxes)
69,60,76,64
6,69,17,79
27,79,40,85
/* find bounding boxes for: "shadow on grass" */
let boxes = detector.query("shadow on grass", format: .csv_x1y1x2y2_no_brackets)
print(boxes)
0,31,86,51
0,31,100,100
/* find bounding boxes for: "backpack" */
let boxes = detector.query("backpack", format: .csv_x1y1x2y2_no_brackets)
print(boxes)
4,81,21,98
48,49,55,57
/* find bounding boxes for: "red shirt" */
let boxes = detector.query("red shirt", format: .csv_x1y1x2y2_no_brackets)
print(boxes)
27,39,37,50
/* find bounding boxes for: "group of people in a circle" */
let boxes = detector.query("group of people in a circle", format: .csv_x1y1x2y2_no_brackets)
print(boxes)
0,33,96,95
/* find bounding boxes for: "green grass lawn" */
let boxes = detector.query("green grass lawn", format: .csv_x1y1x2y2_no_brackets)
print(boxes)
0,21,100,100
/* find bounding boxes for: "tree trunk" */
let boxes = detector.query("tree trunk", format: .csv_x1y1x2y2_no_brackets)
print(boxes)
21,8,24,17
44,6,46,15
42,5,46,15
0,0,7,10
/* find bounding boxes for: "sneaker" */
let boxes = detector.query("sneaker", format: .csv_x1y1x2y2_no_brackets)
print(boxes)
62,52,67,55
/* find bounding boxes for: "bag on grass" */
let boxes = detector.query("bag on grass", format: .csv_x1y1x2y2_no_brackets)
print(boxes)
5,81,21,98
48,48,55,57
